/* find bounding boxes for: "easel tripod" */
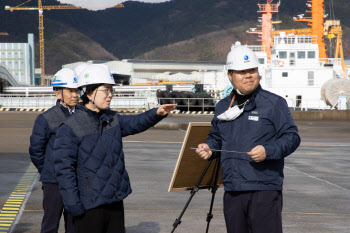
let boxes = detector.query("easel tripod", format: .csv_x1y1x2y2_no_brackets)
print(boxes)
171,157,221,233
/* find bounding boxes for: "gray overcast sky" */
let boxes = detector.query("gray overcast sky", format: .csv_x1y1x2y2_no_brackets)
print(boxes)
58,0,171,10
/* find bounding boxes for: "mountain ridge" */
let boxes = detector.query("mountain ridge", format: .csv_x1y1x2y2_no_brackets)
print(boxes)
0,0,349,73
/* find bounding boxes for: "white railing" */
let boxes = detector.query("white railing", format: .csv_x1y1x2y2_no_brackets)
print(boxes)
286,98,333,110
326,58,342,65
0,96,217,111
0,96,152,109
271,60,323,68
274,35,317,45
0,96,57,109
271,58,343,69
0,96,343,111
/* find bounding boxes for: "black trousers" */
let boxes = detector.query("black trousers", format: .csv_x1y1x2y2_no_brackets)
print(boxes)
224,190,283,233
73,201,125,233
41,182,75,233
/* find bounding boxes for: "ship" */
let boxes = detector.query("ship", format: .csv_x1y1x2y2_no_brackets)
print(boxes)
235,0,350,110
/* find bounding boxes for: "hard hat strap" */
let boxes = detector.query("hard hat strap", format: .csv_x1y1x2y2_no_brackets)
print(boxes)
60,89,74,111
91,88,102,111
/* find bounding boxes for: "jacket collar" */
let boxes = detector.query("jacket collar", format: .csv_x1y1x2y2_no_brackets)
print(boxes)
228,84,261,111
80,105,113,123
56,99,71,117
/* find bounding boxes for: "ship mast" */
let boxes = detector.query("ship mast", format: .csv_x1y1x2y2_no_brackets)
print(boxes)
294,0,327,60
247,0,280,64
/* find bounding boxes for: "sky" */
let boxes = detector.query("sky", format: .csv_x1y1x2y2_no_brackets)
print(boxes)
58,0,171,10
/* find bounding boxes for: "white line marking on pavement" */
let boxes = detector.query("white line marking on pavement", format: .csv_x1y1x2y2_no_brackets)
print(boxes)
285,166,350,192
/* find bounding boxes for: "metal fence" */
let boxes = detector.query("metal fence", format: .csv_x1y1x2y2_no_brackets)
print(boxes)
157,97,217,112
0,95,342,111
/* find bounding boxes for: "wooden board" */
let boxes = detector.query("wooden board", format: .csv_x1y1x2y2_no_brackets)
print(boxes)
168,122,223,192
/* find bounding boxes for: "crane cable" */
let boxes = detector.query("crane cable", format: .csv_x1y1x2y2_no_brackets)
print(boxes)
15,0,33,8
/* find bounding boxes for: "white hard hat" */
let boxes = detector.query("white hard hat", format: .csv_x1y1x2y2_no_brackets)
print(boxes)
52,68,78,88
74,63,90,76
78,64,115,88
226,42,260,71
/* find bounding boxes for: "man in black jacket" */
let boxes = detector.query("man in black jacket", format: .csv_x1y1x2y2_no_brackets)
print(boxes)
29,68,79,233
196,44,300,233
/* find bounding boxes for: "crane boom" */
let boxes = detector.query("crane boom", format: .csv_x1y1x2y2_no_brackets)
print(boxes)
5,4,124,11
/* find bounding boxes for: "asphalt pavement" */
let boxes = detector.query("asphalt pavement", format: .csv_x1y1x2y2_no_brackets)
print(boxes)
0,112,349,233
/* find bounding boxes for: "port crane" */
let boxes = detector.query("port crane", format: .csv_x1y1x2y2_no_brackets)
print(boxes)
5,0,124,86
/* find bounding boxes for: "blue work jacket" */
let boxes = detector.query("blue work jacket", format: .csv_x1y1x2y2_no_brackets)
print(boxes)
206,85,300,191
29,100,72,183
53,106,165,216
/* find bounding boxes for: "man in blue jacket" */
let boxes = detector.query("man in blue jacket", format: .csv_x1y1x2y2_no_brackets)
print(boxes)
196,44,300,233
53,64,176,233
29,68,79,233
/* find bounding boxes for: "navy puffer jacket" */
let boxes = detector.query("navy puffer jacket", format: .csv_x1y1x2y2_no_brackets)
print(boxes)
29,100,71,183
53,106,165,216
206,85,300,191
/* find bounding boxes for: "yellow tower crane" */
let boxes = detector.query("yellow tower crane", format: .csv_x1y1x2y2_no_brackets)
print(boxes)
5,1,124,86
324,20,346,76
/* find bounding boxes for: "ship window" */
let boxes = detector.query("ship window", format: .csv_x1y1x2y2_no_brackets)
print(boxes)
282,72,288,77
308,51,316,59
258,58,265,64
279,51,287,59
308,71,314,86
298,51,306,59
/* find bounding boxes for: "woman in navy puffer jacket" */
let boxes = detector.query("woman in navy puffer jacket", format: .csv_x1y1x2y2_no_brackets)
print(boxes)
53,64,176,233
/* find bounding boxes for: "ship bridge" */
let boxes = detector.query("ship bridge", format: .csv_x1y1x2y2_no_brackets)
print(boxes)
271,34,322,68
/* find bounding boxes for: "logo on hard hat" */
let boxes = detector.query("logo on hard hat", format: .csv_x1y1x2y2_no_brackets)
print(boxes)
53,76,62,82
84,73,89,79
243,55,251,63
73,77,78,83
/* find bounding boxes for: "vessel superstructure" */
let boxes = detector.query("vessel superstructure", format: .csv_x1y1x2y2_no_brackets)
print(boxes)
242,0,350,109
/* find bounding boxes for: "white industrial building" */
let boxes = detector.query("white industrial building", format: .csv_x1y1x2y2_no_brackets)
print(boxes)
63,59,225,86
0,34,35,86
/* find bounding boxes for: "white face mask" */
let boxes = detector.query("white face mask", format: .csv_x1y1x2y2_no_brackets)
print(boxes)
217,105,244,121
236,89,246,96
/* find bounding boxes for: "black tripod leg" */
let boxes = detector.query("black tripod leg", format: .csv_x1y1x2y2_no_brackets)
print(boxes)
171,160,214,233
206,158,221,233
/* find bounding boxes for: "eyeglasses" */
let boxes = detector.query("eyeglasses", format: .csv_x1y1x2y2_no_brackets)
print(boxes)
97,88,114,96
